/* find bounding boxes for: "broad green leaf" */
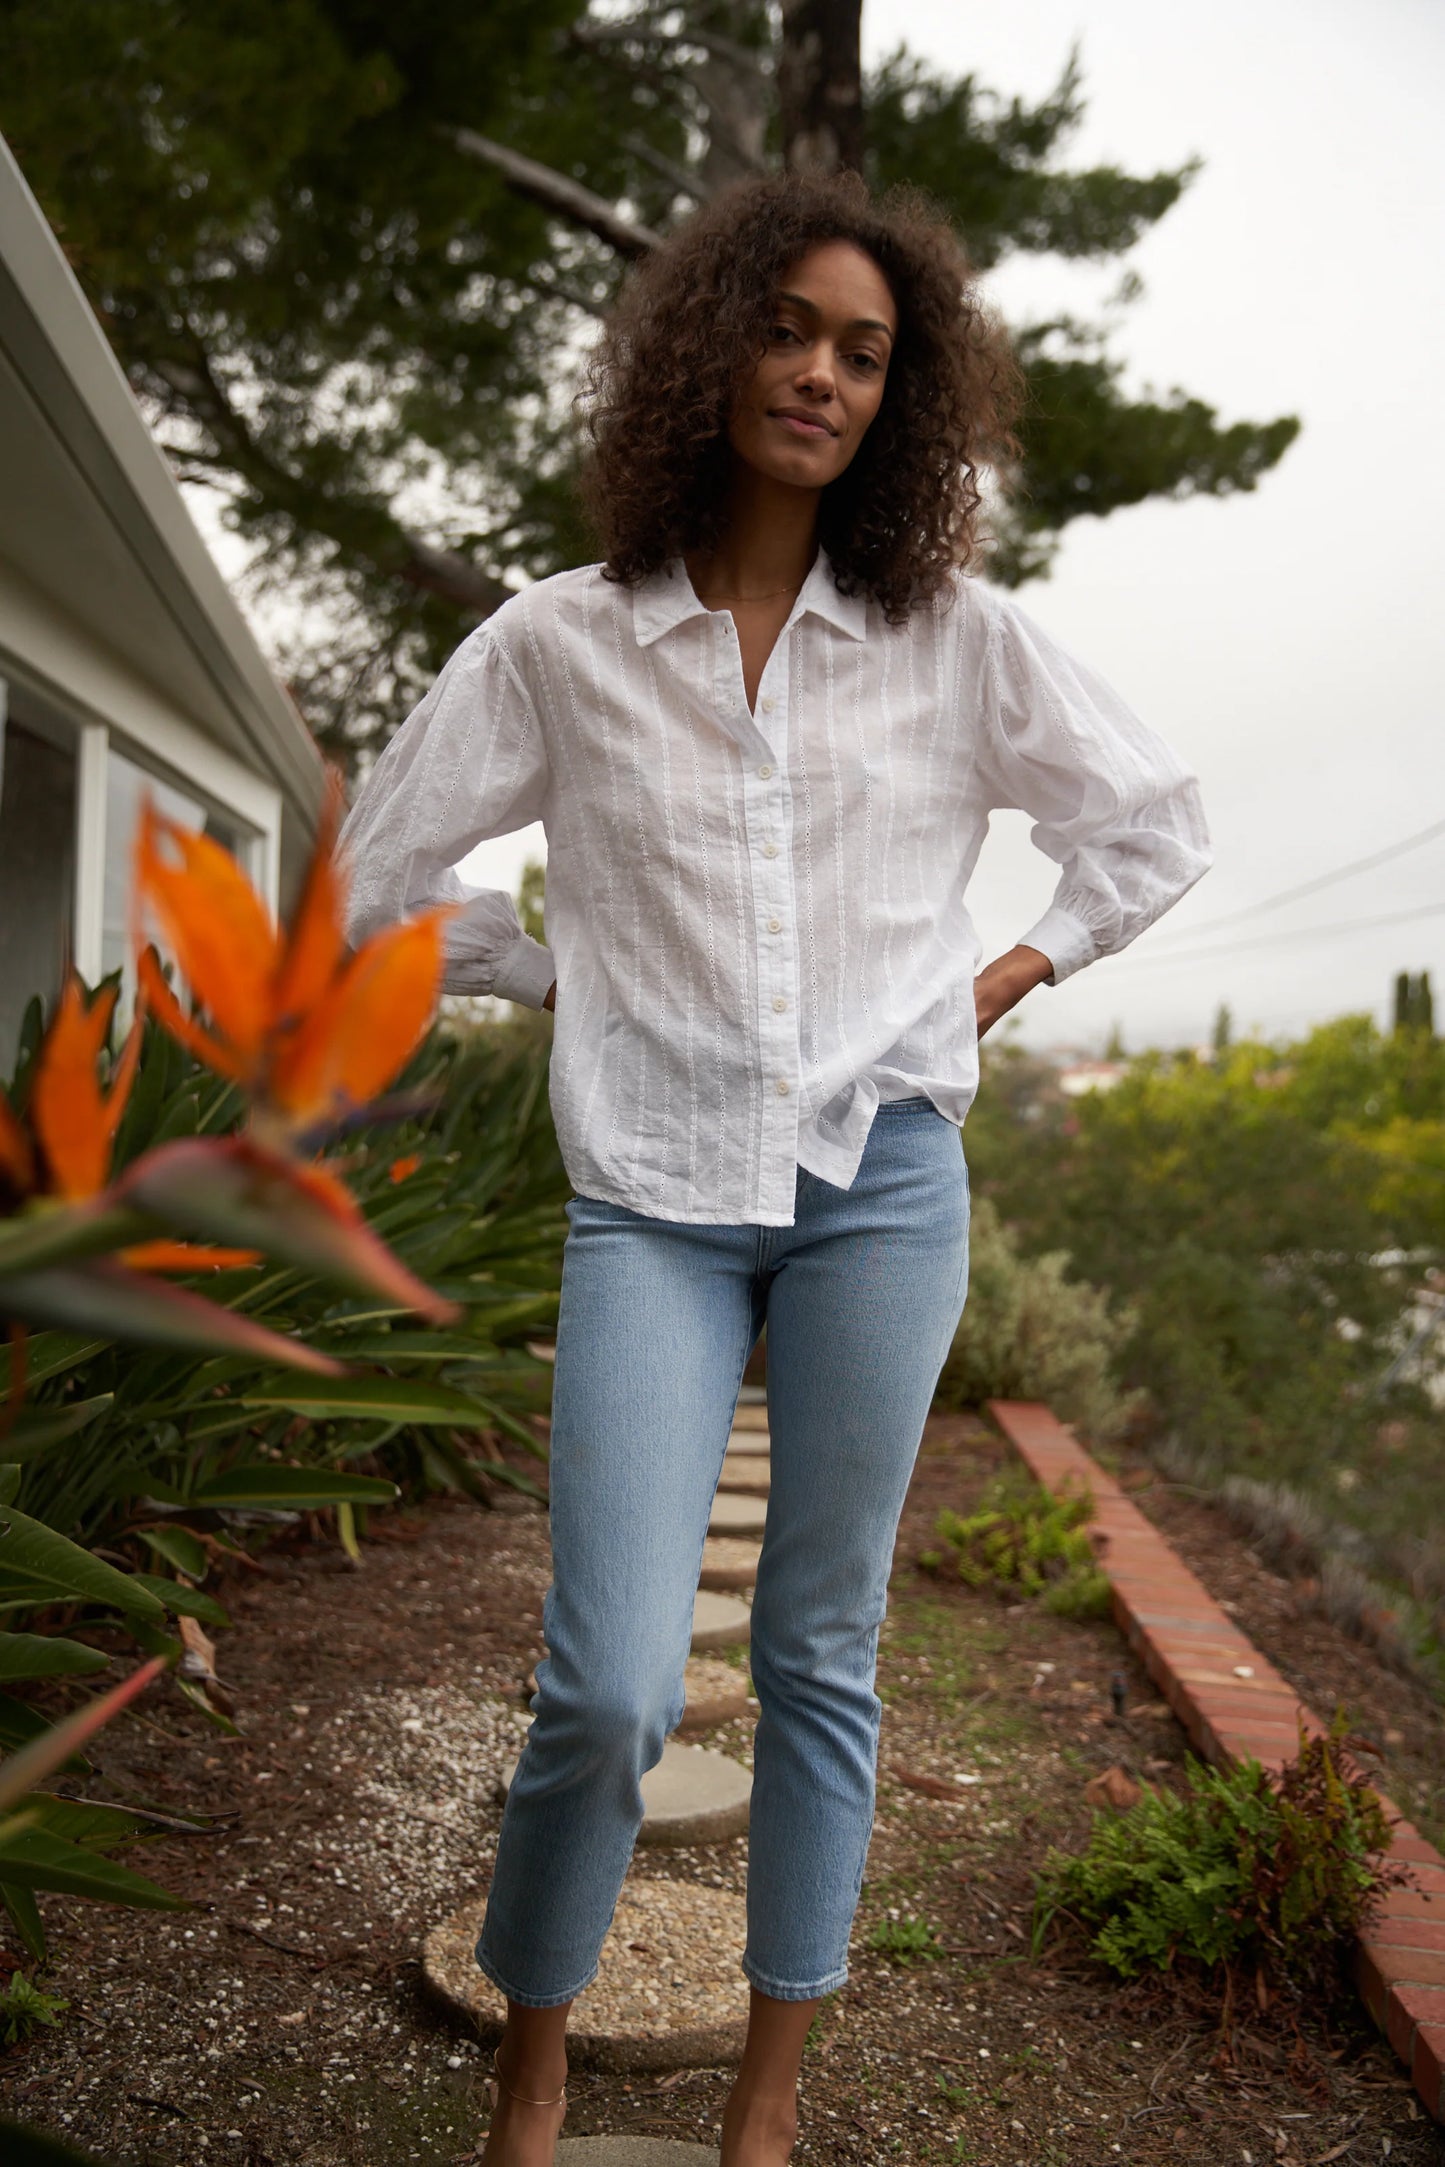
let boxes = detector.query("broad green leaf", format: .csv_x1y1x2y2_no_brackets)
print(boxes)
233,1374,500,1426
0,1466,16,1506
0,1396,115,1465
190,1465,398,1510
0,1334,107,1399
0,1636,110,1682
0,1655,169,1812
1,1877,45,1960
173,1675,239,1735
321,1333,504,1364
0,1506,165,1618
0,1264,344,1375
126,1575,231,1628
0,1826,187,1908
21,1794,156,1851
137,1526,209,1581
0,1201,153,1278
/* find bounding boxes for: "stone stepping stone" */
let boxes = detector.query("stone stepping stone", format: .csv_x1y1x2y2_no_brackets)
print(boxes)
708,1492,767,1539
425,1877,749,2072
698,1537,761,1593
675,1657,750,1732
730,1405,770,1432
559,2145,720,2164
735,1383,767,1405
718,1455,770,1495
726,1428,770,1456
500,1735,750,1846
691,1588,751,1652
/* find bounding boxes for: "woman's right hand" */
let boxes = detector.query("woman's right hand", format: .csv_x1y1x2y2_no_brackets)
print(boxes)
543,981,557,1012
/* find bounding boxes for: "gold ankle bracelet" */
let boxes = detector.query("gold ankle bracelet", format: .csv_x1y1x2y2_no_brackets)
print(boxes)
492,2047,567,2109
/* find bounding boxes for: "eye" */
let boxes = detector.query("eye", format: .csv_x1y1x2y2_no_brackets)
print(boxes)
768,322,800,345
848,351,883,374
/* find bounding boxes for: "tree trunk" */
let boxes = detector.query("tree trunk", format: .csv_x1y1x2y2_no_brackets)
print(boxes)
777,0,865,175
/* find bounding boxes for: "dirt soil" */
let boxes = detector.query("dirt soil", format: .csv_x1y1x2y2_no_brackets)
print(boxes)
2,1412,1442,2167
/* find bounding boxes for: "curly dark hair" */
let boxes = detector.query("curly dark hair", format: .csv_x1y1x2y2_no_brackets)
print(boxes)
579,169,1022,621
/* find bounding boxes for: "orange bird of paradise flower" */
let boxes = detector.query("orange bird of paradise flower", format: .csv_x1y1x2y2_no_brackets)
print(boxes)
133,772,455,1149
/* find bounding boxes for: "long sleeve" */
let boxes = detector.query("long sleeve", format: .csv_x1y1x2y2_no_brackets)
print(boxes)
977,593,1212,984
338,627,556,1008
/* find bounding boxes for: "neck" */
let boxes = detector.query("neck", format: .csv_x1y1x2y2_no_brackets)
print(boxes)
686,466,820,600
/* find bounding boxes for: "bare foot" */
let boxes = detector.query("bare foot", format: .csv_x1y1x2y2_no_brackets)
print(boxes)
478,2060,567,2167
719,2090,797,2167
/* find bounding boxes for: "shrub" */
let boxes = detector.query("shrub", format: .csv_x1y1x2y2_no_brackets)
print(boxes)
936,1197,1141,1443
928,1468,1112,1619
1032,1717,1402,1997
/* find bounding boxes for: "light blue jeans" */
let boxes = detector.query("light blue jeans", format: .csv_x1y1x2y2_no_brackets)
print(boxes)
475,1097,970,2004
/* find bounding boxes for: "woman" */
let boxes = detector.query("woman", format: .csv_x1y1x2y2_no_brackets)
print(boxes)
340,170,1210,2166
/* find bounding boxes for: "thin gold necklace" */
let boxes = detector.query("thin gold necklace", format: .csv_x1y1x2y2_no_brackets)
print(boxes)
696,583,801,604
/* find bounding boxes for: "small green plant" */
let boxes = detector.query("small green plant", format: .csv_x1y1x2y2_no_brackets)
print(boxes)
0,1969,69,2046
867,1914,944,1964
1033,1715,1403,1996
929,1468,1111,1619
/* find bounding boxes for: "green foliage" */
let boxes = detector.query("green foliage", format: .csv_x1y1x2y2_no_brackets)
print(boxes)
516,857,547,947
935,1196,1141,1443
0,1969,69,2046
967,1020,1445,1658
1033,1719,1399,1995
0,1,1297,760
867,1914,944,1964
0,1002,567,1966
1394,970,1435,1037
4,1006,567,1557
929,1468,1111,1620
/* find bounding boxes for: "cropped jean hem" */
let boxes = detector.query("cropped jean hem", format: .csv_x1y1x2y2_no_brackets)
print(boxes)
741,1957,849,2003
473,1943,599,2010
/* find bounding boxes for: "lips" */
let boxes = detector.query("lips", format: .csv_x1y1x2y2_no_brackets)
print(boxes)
770,409,836,438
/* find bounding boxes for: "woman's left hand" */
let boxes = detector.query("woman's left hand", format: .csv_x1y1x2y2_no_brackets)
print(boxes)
974,945,1054,1039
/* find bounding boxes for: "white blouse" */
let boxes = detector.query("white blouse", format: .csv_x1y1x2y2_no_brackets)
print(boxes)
339,551,1210,1226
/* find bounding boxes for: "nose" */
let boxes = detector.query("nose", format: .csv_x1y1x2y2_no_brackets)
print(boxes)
793,343,837,403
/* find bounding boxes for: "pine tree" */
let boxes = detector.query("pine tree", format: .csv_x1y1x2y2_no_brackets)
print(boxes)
0,0,1299,766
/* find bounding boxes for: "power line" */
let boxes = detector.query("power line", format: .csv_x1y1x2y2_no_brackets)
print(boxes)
1113,899,1445,971
1145,815,1445,946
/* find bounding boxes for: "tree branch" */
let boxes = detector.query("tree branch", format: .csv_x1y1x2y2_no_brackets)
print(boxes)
442,125,660,259
149,352,514,621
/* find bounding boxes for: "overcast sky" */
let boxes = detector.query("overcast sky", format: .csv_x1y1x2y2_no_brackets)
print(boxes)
209,1,1443,1057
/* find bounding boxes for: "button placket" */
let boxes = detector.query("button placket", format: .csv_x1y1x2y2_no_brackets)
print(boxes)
748,641,799,1159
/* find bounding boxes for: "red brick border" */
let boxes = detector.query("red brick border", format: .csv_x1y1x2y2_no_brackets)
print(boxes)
987,1398,1445,2124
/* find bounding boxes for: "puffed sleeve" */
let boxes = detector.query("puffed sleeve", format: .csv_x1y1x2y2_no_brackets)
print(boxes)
338,627,556,1008
977,592,1212,984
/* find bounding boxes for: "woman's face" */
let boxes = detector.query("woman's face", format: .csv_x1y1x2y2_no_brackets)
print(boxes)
727,240,898,491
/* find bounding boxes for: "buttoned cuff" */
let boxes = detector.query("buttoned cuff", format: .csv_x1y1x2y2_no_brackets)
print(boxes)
1016,906,1096,987
493,933,557,1009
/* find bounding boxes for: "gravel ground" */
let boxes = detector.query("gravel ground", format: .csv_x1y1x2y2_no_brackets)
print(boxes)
1,1418,1441,2166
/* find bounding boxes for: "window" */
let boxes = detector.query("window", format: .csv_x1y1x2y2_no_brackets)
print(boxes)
0,711,76,1076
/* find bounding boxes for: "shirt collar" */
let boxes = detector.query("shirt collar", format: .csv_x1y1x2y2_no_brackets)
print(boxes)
631,548,869,647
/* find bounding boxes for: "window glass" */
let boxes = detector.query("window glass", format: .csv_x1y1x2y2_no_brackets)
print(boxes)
102,747,207,1008
0,716,76,1078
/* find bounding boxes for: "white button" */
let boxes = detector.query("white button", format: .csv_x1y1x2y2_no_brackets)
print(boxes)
762,842,778,858
758,763,773,779
767,917,782,932
772,996,787,1013
761,697,776,714
775,1078,790,1096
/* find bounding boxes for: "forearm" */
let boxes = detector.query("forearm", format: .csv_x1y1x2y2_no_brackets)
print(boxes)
974,943,1053,1038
